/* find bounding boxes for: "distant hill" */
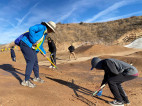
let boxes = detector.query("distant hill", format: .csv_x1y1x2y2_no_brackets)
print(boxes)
50,15,142,46
1,16,142,51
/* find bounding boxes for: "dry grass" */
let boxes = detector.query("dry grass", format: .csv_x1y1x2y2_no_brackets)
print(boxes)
50,16,142,45
1,16,142,51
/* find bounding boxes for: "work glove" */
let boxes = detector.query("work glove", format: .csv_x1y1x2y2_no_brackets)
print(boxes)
97,90,102,96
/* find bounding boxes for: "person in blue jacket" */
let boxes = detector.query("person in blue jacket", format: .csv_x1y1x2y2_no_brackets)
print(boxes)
20,21,56,88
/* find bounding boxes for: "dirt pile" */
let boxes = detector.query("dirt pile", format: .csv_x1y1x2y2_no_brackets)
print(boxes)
75,44,140,57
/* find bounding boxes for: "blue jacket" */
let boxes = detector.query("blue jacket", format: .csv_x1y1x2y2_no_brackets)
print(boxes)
21,24,47,54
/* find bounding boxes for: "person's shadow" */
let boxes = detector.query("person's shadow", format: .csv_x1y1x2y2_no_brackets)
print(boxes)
0,64,25,84
46,76,113,105
46,76,93,95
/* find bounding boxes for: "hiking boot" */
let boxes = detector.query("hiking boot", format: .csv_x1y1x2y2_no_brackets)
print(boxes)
109,100,124,106
33,77,44,83
21,80,36,88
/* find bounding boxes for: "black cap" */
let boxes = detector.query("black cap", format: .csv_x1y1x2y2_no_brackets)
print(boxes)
91,57,103,70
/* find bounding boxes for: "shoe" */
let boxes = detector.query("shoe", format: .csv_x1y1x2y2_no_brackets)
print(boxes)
123,98,130,105
52,66,55,69
33,77,44,83
109,100,124,106
123,101,130,105
49,66,53,68
21,80,36,88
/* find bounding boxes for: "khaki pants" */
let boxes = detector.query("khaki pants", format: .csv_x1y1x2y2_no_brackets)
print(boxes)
69,52,77,60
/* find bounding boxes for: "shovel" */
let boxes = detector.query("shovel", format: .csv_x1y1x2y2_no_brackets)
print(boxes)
92,84,106,96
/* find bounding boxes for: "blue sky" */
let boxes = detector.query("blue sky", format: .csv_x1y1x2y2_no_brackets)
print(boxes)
0,0,142,44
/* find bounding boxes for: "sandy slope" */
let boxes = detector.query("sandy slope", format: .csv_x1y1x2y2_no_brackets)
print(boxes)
0,45,142,106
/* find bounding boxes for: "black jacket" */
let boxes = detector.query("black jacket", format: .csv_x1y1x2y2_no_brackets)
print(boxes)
101,58,138,85
48,40,56,53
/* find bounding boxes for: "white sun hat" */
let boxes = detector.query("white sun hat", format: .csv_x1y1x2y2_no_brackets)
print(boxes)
46,21,56,32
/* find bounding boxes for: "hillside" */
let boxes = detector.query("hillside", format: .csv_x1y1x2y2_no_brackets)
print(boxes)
50,16,142,46
1,15,142,52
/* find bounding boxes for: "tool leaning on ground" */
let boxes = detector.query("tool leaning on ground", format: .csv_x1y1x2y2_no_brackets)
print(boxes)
92,84,106,96
37,46,57,69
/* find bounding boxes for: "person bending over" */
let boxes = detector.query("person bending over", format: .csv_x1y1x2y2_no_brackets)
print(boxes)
91,57,138,106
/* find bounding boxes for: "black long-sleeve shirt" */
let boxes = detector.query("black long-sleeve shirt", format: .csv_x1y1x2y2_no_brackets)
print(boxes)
48,40,56,53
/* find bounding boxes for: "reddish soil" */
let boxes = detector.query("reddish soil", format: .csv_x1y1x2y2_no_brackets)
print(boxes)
0,45,142,106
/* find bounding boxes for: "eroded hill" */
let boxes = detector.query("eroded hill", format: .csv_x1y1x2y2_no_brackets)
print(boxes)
1,16,142,52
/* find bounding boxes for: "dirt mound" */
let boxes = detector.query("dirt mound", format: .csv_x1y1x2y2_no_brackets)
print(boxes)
126,51,142,57
75,45,93,53
75,44,140,57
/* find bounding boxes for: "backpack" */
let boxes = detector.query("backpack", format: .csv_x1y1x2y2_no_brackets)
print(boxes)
14,32,28,46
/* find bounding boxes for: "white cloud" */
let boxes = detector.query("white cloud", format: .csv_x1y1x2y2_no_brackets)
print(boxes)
55,0,97,23
97,11,142,22
0,1,40,44
0,18,15,28
84,0,136,22
55,8,76,23
0,28,26,44
15,2,39,27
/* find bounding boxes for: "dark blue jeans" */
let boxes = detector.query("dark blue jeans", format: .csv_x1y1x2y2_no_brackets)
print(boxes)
108,74,137,102
20,41,39,81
